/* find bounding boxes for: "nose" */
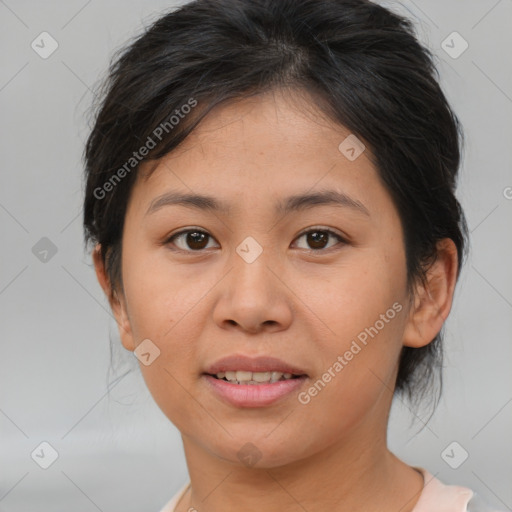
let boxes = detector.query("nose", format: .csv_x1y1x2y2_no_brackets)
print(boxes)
212,247,293,334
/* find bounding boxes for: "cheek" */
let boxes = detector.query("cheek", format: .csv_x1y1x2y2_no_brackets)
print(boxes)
303,245,407,404
120,242,210,391
310,246,406,345
121,250,210,430
121,240,211,339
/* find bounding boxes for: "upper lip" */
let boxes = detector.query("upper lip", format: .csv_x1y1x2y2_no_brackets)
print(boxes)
204,355,308,376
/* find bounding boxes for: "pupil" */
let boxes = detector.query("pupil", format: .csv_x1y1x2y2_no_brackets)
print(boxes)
187,231,207,250
308,231,327,249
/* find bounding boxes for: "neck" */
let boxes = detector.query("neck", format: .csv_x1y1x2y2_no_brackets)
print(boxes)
175,415,424,512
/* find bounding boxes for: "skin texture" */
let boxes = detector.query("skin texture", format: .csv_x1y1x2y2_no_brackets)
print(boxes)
93,88,458,512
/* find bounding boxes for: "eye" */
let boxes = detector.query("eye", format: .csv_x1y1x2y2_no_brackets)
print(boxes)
292,227,347,251
165,228,218,252
164,226,347,253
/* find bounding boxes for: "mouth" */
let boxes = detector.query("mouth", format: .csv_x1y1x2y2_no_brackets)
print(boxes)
205,370,305,385
202,355,309,407
203,354,308,383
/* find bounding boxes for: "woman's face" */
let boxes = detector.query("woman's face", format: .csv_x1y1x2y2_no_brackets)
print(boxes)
103,89,418,467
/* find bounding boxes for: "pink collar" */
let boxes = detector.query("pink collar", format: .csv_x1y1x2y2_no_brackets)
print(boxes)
412,467,474,512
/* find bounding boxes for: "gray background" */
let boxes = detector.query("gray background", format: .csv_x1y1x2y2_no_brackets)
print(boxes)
1,0,511,510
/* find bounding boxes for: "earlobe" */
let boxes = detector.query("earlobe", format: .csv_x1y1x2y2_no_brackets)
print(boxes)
92,244,136,352
402,238,459,348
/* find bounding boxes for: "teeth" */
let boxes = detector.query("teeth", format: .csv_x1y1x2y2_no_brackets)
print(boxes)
236,370,252,382
270,371,282,383
225,371,236,381
215,370,296,384
253,372,271,382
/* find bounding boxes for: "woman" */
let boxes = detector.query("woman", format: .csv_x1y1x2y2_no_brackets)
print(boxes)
82,0,502,510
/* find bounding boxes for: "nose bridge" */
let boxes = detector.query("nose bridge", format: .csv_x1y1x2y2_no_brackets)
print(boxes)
235,233,268,266
212,234,292,332
231,234,276,297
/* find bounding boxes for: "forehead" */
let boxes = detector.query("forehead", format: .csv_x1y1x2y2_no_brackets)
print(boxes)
148,89,368,167
133,88,385,217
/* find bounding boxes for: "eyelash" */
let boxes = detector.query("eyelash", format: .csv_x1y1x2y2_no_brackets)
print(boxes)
163,226,348,254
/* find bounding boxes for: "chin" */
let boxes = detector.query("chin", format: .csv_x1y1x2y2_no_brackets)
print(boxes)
206,434,310,470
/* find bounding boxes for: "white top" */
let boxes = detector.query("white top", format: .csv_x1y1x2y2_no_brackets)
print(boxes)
158,467,504,512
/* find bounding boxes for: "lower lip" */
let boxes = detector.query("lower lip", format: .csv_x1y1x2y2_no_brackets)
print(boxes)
202,375,307,407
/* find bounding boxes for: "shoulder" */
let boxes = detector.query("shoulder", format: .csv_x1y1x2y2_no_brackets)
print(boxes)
412,467,505,512
158,481,190,512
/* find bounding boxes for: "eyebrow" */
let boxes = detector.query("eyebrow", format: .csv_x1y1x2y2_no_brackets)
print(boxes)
145,189,370,217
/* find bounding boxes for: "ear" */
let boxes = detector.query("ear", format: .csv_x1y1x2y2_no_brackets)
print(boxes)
92,244,136,352
402,238,459,348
